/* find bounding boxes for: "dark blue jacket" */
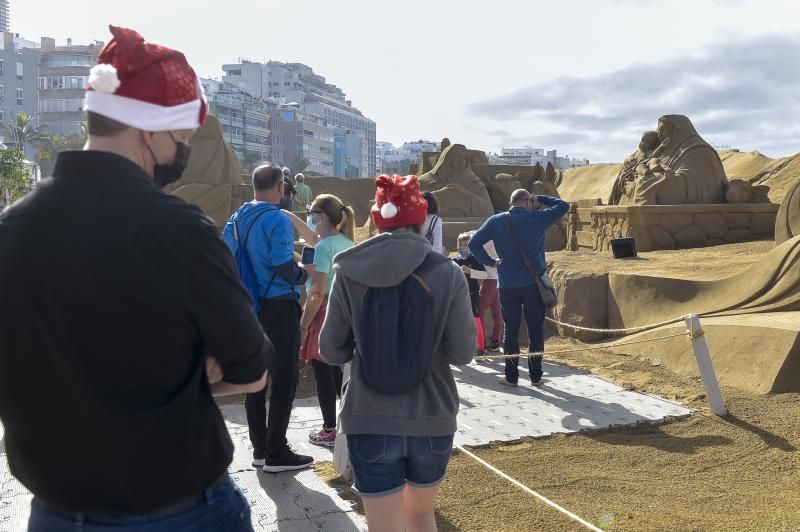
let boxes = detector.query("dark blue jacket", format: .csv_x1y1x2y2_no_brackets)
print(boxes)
469,196,569,289
223,201,307,300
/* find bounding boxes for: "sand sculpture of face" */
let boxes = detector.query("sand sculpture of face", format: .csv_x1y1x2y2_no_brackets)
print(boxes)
639,131,660,153
446,145,469,172
656,118,674,143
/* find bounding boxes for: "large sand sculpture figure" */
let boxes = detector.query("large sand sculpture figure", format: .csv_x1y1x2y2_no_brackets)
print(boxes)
418,143,494,217
776,179,800,244
610,115,727,206
168,114,243,228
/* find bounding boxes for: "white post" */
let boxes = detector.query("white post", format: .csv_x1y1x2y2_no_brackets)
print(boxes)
332,363,353,480
684,314,727,416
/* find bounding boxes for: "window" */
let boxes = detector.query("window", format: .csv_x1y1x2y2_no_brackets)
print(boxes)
0,59,3,76
17,88,23,106
0,110,4,123
16,63,23,81
68,76,85,89
39,98,84,112
41,54,92,67
0,85,4,102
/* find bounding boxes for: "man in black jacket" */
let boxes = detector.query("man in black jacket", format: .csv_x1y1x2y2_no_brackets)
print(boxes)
0,26,270,531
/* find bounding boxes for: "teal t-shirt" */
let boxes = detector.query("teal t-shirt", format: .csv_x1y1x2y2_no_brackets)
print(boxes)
309,233,354,294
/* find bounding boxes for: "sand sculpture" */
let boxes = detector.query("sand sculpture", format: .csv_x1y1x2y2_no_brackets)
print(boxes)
605,236,800,392
776,179,800,244
610,115,728,206
725,179,770,204
418,143,495,217
167,114,244,228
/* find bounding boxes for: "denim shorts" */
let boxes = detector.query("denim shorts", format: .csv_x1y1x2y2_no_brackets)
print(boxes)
346,434,455,498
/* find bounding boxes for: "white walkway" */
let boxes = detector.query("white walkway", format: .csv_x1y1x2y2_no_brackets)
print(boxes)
0,359,690,531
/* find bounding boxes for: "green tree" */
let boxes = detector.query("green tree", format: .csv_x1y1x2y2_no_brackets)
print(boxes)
0,148,33,206
2,112,48,153
291,155,310,174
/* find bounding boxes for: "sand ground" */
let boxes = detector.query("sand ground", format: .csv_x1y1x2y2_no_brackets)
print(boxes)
319,335,800,531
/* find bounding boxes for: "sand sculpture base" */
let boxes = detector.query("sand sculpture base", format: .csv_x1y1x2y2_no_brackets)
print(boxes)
605,313,800,394
546,242,799,394
568,202,779,252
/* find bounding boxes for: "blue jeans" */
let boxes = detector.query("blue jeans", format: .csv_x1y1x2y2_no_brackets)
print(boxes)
499,283,545,383
347,434,454,498
28,476,253,532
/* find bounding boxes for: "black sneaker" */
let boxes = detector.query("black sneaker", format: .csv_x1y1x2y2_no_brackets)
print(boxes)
262,447,314,473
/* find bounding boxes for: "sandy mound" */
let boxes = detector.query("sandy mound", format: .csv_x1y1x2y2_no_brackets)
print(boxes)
558,150,800,204
558,163,621,203
718,149,776,180
751,151,800,203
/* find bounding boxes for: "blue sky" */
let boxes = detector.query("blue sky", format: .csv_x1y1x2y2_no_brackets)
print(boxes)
13,0,800,161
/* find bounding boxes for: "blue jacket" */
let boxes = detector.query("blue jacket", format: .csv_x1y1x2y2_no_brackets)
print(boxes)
469,196,569,289
223,201,307,300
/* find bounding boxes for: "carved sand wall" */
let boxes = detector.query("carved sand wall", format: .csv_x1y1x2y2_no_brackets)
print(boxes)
587,204,779,252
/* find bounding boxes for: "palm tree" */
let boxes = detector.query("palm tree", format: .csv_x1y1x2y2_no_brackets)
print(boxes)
2,112,48,153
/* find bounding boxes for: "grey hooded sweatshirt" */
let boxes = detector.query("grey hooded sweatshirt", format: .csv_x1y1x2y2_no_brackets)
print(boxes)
319,231,476,437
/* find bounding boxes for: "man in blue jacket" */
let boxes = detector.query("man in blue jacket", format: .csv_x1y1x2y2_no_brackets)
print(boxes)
469,189,569,386
224,163,313,472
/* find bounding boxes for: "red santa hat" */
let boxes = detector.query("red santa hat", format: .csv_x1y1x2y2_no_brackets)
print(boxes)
371,174,429,230
85,26,207,131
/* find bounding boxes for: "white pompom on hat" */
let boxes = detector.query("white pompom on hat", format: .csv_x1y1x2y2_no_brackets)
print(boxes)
380,202,398,219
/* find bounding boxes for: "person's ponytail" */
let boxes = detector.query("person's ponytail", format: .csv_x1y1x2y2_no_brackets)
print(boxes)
339,205,356,242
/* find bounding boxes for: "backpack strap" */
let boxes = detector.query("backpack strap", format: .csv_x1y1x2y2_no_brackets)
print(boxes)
234,204,278,301
410,252,449,295
424,216,439,243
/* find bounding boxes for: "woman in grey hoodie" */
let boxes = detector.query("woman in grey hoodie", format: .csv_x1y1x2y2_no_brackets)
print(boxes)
320,174,475,532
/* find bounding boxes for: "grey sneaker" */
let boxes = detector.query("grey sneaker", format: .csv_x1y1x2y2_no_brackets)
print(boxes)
499,378,518,387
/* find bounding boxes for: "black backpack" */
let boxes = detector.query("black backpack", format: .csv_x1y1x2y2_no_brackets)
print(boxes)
357,252,449,394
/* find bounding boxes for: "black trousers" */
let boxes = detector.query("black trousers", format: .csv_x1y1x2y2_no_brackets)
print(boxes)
499,284,545,384
246,299,301,459
311,360,343,429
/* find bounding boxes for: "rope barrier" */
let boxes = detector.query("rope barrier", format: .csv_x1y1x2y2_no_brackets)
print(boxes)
473,331,688,361
456,445,603,532
544,314,688,336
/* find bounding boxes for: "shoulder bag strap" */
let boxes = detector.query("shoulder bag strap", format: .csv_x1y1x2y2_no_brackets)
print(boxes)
505,213,539,282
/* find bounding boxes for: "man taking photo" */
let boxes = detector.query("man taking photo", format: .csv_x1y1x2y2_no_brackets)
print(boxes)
469,189,568,386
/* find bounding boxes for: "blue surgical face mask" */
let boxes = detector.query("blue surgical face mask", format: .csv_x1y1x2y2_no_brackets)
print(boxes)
457,247,468,258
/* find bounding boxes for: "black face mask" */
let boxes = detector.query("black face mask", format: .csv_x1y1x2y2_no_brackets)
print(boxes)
147,132,192,189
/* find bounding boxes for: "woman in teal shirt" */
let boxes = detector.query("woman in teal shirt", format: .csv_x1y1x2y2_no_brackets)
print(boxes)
284,194,354,447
